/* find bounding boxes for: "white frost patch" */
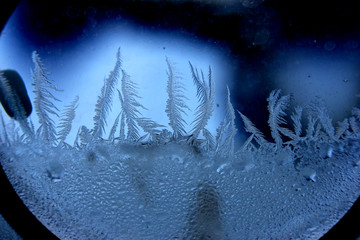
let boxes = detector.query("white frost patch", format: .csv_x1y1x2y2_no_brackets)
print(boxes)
216,163,229,173
302,168,317,182
327,147,333,158
47,160,65,182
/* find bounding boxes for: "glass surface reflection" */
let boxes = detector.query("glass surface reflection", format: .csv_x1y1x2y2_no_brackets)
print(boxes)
0,1,359,239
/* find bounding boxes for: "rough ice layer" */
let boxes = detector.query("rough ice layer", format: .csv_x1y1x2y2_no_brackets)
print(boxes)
1,138,359,239
1,49,360,239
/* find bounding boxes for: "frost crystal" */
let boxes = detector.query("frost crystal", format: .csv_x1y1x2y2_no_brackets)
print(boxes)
32,51,61,145
0,48,359,240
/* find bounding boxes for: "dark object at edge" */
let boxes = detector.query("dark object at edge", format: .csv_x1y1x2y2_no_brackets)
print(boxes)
0,69,32,119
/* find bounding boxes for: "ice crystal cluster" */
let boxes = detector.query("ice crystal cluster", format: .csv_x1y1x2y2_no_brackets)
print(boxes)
0,48,360,240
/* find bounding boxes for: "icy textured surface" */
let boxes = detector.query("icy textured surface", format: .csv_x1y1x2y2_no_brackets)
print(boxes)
1,139,359,239
1,50,360,239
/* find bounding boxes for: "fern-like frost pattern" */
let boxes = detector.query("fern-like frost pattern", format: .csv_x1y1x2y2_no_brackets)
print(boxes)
57,96,79,145
32,51,61,145
93,47,121,139
0,47,359,240
189,62,214,141
118,69,147,141
165,57,190,139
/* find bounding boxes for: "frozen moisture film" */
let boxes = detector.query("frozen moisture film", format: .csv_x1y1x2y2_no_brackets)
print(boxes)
0,49,359,239
1,1,360,239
